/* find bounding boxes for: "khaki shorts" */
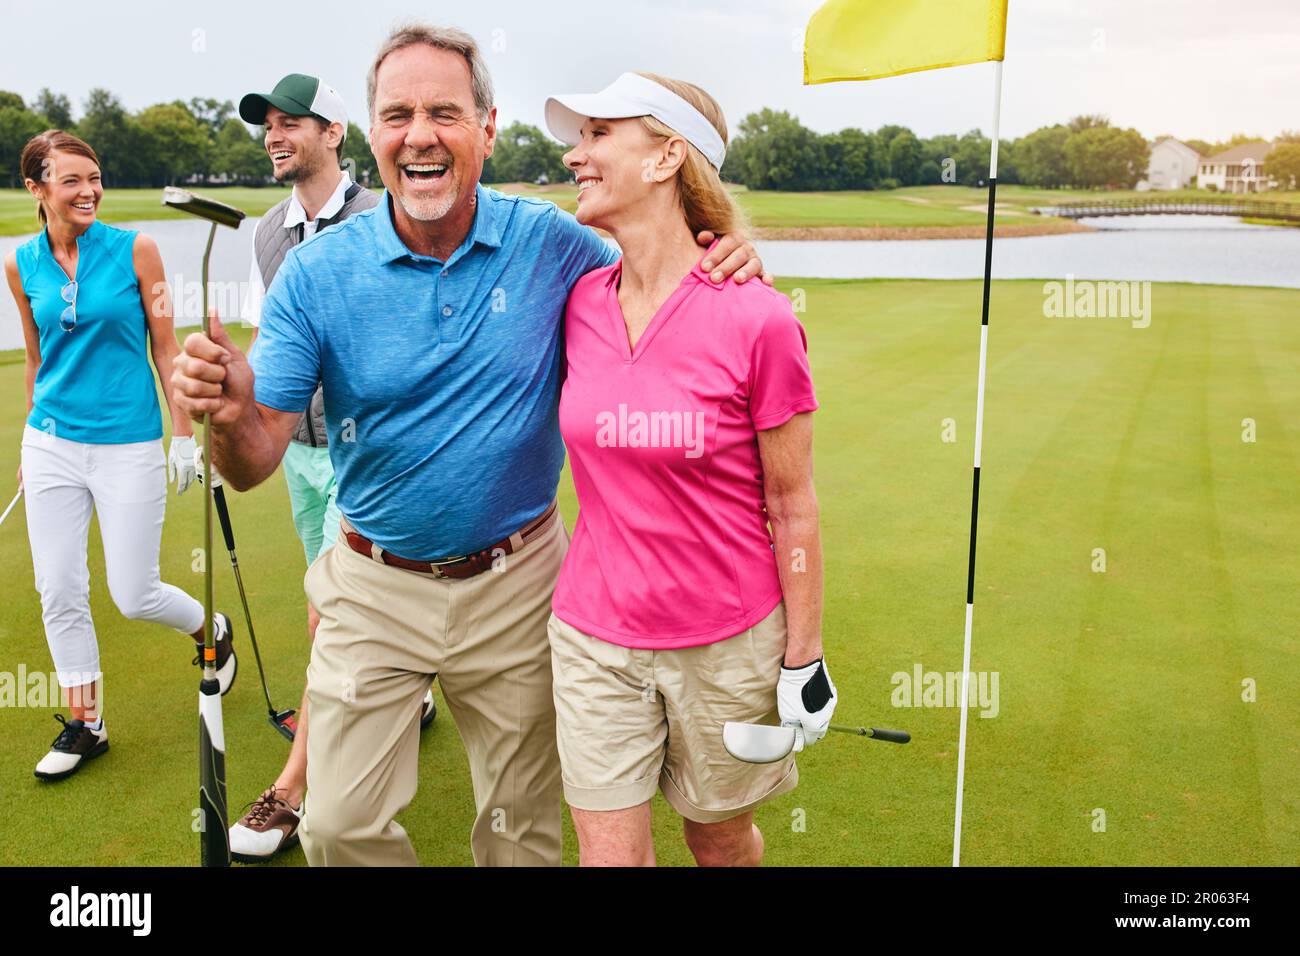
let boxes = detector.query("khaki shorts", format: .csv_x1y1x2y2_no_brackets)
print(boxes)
547,602,798,824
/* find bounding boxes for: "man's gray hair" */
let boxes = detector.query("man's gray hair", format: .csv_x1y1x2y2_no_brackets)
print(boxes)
366,22,495,124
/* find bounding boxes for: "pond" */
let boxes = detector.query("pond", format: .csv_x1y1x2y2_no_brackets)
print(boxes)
1,214,1295,352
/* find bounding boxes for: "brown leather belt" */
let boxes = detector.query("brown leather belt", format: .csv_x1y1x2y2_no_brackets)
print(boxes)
341,500,558,579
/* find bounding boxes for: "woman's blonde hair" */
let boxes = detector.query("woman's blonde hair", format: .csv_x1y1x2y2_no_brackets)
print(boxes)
634,72,747,238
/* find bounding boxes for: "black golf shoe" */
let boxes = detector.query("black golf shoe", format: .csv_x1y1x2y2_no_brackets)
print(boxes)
34,714,109,781
192,612,238,695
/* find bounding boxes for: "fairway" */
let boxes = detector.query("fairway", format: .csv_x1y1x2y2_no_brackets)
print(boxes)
5,183,1297,239
0,278,1296,866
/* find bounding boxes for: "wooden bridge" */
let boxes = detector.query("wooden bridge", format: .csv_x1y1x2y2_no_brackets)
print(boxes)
1032,197,1300,222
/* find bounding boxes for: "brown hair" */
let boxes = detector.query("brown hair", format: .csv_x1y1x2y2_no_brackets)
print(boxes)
634,72,747,238
20,130,101,225
367,21,494,125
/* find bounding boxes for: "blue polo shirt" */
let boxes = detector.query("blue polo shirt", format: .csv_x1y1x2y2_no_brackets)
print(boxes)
251,184,617,559
16,220,162,443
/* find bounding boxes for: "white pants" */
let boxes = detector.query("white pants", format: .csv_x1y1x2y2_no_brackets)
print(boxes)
20,425,205,688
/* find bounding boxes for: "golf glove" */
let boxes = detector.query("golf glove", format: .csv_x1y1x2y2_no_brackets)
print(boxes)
778,657,838,751
193,445,224,490
168,436,197,495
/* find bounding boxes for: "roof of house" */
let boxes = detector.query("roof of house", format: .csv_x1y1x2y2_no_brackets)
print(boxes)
1203,142,1273,164
1153,137,1202,159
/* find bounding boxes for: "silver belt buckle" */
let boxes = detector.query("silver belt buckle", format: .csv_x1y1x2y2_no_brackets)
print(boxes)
426,553,468,577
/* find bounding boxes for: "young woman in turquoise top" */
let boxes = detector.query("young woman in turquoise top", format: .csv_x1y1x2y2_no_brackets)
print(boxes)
3,130,236,781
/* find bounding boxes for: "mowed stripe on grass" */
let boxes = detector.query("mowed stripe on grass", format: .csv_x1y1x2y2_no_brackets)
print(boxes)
0,279,1295,865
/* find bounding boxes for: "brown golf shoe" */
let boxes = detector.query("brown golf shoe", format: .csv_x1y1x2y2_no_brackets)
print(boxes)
192,612,237,695
229,786,302,863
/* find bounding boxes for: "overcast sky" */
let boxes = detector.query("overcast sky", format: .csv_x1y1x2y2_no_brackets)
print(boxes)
1,0,1295,143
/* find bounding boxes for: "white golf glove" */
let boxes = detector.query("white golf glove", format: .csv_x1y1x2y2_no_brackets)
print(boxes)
778,657,838,751
168,436,197,495
193,445,224,490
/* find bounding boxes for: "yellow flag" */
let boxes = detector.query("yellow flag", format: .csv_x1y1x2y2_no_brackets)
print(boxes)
804,0,1008,85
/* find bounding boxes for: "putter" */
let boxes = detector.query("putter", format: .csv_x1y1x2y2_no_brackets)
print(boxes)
202,460,298,741
164,187,245,867
723,721,911,764
0,486,22,528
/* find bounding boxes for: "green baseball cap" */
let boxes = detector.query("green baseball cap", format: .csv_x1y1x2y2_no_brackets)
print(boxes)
239,73,349,141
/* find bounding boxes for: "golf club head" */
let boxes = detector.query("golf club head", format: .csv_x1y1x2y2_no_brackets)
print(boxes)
162,187,246,229
723,721,801,764
271,711,298,742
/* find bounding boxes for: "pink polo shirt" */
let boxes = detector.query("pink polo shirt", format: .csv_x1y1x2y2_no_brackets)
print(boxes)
552,253,819,649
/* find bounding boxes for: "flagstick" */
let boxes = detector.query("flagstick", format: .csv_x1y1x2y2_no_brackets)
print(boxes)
952,58,1003,868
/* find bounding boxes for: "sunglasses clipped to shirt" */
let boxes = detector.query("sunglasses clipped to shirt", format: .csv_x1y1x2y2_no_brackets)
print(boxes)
60,280,77,333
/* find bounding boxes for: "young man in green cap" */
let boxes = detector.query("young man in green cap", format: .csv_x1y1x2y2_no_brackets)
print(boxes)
227,73,435,863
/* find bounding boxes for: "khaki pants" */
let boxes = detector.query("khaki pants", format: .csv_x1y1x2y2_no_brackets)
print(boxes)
298,511,567,866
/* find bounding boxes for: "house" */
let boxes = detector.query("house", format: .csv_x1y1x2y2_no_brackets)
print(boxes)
1137,138,1202,191
1197,142,1275,193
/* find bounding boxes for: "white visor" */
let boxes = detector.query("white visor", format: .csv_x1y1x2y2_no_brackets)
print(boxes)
545,72,727,171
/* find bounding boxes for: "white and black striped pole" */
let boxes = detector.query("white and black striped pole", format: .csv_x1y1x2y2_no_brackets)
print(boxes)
952,58,1003,868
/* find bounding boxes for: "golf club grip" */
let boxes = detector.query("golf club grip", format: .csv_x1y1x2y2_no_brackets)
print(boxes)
869,728,911,744
213,486,236,552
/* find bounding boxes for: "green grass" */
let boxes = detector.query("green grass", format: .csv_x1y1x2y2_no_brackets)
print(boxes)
1,280,1297,866
0,187,293,237
9,182,1294,237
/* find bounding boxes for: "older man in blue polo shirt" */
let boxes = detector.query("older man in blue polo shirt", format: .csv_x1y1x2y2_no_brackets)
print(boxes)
172,22,765,866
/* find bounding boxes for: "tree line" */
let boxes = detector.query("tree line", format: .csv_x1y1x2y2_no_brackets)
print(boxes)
2,87,1294,192
0,88,376,188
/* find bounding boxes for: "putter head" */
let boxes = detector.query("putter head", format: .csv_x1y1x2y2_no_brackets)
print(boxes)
723,721,802,764
162,187,246,229
270,711,297,742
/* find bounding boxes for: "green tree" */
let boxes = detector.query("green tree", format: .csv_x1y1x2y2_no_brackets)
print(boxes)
0,106,50,187
484,122,569,185
136,102,210,186
34,89,73,129
821,127,876,189
1064,126,1149,188
1014,125,1071,187
78,88,145,186
188,98,234,140
731,109,824,190
887,129,924,186
339,122,377,185
212,117,267,184
1213,132,1266,152
1184,138,1213,156
0,91,26,111
952,129,992,186
1265,143,1300,190
1067,114,1109,133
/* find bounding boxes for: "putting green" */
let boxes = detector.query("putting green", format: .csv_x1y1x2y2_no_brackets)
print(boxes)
0,278,1295,865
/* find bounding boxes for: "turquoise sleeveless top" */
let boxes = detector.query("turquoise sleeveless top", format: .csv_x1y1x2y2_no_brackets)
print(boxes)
16,220,162,443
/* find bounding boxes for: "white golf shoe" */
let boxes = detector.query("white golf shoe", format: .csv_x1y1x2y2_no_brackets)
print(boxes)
34,714,109,781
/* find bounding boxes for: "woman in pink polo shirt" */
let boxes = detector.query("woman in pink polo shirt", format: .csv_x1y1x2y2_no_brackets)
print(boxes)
544,73,838,866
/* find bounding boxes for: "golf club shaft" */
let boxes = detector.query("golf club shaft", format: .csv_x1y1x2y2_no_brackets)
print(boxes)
198,222,229,866
0,487,22,527
829,723,911,744
212,485,278,717
201,221,216,672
